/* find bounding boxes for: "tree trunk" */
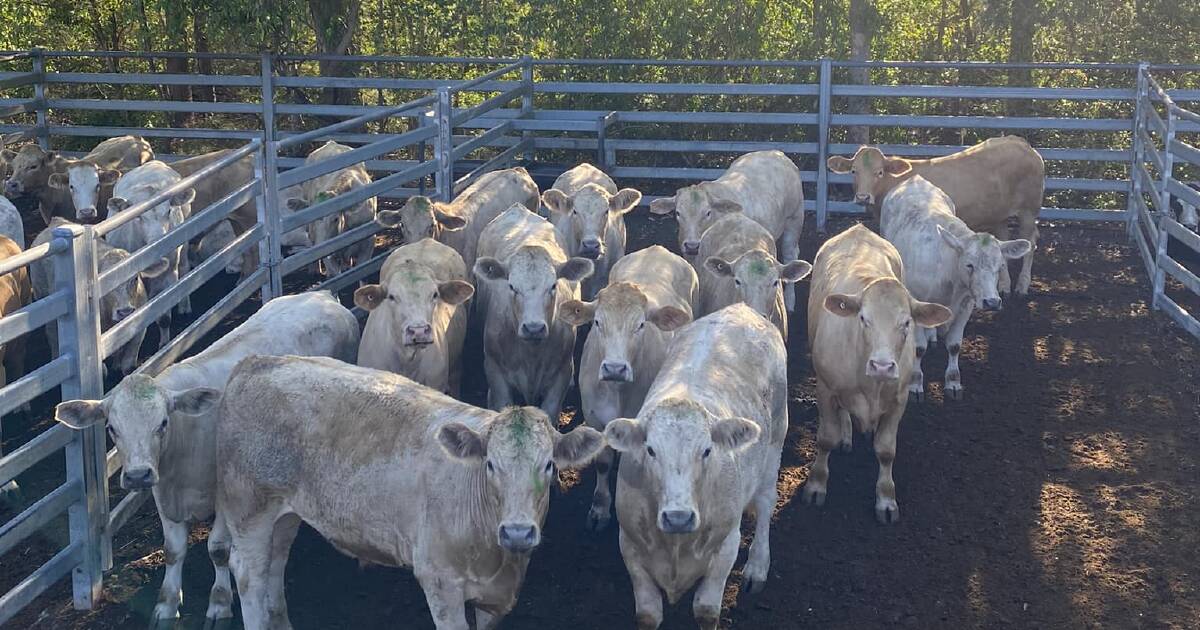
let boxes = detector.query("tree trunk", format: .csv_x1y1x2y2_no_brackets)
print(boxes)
163,2,191,132
1007,0,1039,118
848,0,875,146
308,0,363,121
192,2,216,103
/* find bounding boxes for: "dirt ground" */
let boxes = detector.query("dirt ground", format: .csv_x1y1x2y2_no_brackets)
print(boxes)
3,214,1199,629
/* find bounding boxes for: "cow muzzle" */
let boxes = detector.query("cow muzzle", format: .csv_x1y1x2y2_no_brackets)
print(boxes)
121,466,158,490
519,321,548,340
600,360,633,383
854,193,873,206
77,206,97,220
979,297,1002,312
404,323,434,346
681,240,700,256
4,180,22,196
498,522,540,553
579,238,603,259
114,306,135,321
659,509,698,534
866,358,898,380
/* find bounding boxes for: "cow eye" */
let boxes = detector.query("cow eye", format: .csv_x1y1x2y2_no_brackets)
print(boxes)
636,321,645,332
156,418,168,434
593,320,602,330
508,283,517,293
966,264,975,273
106,425,118,440
486,461,495,474
546,286,555,295
543,461,554,475
860,314,870,328
431,291,438,302
900,319,911,330
734,279,742,287
426,226,435,236
646,446,656,458
702,447,712,459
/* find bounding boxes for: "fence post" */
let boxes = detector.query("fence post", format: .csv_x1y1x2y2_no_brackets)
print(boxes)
31,47,48,150
53,224,108,607
435,86,454,202
520,56,534,164
1127,63,1149,237
1152,105,1176,309
259,53,283,298
1159,104,1177,220
816,57,833,233
415,114,427,196
596,112,617,172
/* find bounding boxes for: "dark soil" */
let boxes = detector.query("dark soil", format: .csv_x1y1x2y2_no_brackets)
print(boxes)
4,214,1199,630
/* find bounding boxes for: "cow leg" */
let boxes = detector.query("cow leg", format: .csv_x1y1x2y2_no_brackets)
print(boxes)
873,406,904,524
1016,212,1039,296
693,529,739,630
801,381,839,507
265,513,301,630
5,336,28,413
203,514,234,629
778,225,802,312
483,354,512,411
151,516,189,626
474,609,504,630
414,569,470,630
157,312,173,350
991,226,1013,295
228,514,278,630
587,446,616,531
910,326,930,402
539,367,572,422
39,201,53,227
943,305,972,401
177,248,192,316
836,408,853,452
742,453,780,594
619,530,663,630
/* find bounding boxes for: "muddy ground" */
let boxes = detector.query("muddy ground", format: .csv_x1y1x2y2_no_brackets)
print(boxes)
3,214,1199,629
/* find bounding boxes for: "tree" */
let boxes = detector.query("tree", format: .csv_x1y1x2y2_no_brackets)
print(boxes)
848,0,877,145
1008,0,1040,116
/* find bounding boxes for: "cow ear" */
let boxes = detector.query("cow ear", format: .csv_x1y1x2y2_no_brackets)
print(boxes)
558,299,595,326
0,149,15,161
648,196,676,215
884,158,912,176
911,299,953,328
141,257,171,279
542,189,572,216
823,293,862,317
434,207,467,231
711,417,760,452
170,387,221,416
553,426,604,469
47,172,68,189
647,305,691,331
43,151,59,164
826,155,853,174
437,422,486,461
353,284,387,311
286,197,308,211
375,209,403,228
170,188,196,207
55,399,107,430
107,197,129,214
98,169,121,185
779,260,813,283
937,225,964,253
999,238,1032,260
608,188,642,215
473,257,509,282
604,418,645,453
558,257,594,282
709,199,743,215
704,257,734,278
437,280,475,305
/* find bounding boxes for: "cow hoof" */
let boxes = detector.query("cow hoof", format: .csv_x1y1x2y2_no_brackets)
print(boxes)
635,613,661,630
586,508,611,532
148,615,178,630
945,385,964,401
741,572,767,595
838,439,852,453
908,389,925,403
875,499,900,525
202,617,232,630
800,484,826,507
1,480,24,511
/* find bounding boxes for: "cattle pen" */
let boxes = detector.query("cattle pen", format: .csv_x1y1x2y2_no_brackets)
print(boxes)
0,50,1198,628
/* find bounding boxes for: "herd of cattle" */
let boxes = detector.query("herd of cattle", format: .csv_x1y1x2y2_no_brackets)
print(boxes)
0,132,1056,628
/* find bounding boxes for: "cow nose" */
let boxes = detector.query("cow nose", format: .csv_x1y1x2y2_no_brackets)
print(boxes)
114,307,134,320
981,297,1002,311
854,193,872,205
78,206,97,219
600,360,633,382
682,240,700,256
659,510,698,533
520,321,548,339
866,359,898,379
405,323,434,345
4,180,19,195
122,467,157,490
498,523,540,552
580,238,602,258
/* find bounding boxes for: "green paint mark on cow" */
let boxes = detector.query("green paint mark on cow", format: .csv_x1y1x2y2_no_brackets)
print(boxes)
504,408,534,452
749,256,769,277
410,196,430,210
975,233,996,246
532,465,546,496
316,191,334,203
128,376,159,400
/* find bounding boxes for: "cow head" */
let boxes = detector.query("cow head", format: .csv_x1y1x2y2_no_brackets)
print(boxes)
4,145,62,198
376,195,467,244
606,398,760,534
648,184,743,257
97,246,170,326
543,184,641,260
354,261,473,346
704,250,812,317
474,246,593,341
54,375,220,490
827,146,913,207
937,227,1032,310
824,278,952,380
437,407,603,553
48,162,121,220
106,185,194,257
559,283,691,383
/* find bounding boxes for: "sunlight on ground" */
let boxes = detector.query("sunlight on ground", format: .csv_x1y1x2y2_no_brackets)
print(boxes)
1034,482,1118,609
1064,431,1138,473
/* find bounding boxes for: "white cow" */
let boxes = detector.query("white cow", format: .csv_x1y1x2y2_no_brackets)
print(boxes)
802,225,951,524
54,291,360,628
46,135,155,220
1174,181,1199,230
473,204,593,420
216,355,604,630
558,245,696,530
376,167,540,271
289,140,377,278
605,303,788,629
648,150,804,311
881,176,1030,400
355,238,475,396
106,160,197,348
697,213,812,340
0,195,24,248
542,163,642,300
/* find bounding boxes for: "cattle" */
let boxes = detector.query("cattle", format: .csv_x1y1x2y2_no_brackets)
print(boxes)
827,136,1044,295
31,218,170,375
1171,181,1199,230
277,185,313,250
695,213,811,340
215,355,603,630
605,303,787,629
881,176,1031,401
542,163,642,300
0,195,24,248
45,135,155,220
648,150,804,311
803,224,951,524
289,140,376,278
473,204,593,420
168,149,261,277
0,234,29,505
355,238,475,396
376,167,540,271
54,291,359,629
4,136,153,224
558,245,697,531
188,219,245,275
106,161,197,348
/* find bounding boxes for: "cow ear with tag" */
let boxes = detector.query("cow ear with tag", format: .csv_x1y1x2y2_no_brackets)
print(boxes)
824,293,862,317
353,285,387,311
473,257,509,282
558,300,596,327
703,257,734,278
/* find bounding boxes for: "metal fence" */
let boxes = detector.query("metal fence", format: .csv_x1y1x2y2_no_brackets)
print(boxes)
0,50,1198,622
